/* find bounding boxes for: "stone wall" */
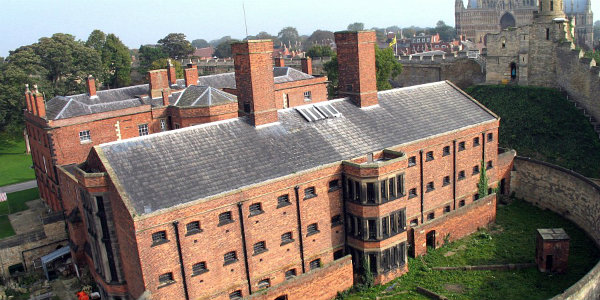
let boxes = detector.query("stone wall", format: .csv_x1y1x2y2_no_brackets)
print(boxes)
511,157,600,300
392,57,485,89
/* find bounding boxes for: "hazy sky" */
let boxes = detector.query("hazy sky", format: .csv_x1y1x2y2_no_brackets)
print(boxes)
1,0,598,56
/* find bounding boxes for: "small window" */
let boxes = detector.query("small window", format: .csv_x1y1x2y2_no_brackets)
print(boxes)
473,137,480,146
487,133,493,142
410,218,418,227
138,124,149,136
79,130,91,143
304,187,317,199
443,176,451,186
408,188,417,198
458,141,466,151
152,231,167,245
192,262,208,275
307,223,319,236
487,160,493,170
328,180,340,192
257,278,271,289
175,123,181,129
443,146,450,156
229,290,242,300
285,269,297,279
473,165,480,175
309,259,321,270
303,91,312,101
243,101,251,113
425,151,434,161
218,211,233,225
158,272,174,285
397,174,405,195
281,232,294,245
160,119,167,132
253,241,267,255
473,193,480,201
277,194,291,208
249,203,263,216
426,182,435,192
427,212,435,221
444,205,451,213
459,199,465,207
331,215,343,227
224,251,238,265
408,156,417,166
186,221,201,235
333,249,344,260
458,171,466,180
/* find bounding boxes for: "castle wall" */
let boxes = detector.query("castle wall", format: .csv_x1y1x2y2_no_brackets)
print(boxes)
511,156,600,300
393,57,485,89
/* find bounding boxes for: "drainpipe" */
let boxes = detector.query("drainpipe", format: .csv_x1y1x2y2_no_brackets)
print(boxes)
453,140,457,210
294,186,306,274
237,202,252,295
419,150,424,223
172,221,190,300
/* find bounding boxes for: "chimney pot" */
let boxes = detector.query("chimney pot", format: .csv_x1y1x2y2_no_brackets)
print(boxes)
148,70,170,99
184,64,199,87
167,59,177,85
32,84,46,118
24,84,33,113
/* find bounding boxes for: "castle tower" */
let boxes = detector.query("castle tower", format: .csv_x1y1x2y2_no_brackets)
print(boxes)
539,0,566,19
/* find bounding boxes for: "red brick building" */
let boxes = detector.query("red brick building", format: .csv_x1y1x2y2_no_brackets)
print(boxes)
37,31,513,300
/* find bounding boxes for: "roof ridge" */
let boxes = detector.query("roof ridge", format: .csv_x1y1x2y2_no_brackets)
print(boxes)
191,87,210,106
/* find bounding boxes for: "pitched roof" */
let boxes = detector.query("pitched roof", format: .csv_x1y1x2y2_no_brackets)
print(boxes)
174,86,237,107
98,81,498,216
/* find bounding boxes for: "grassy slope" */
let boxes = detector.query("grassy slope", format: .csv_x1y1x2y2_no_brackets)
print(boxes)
465,85,600,178
0,188,39,240
0,133,35,186
341,199,600,300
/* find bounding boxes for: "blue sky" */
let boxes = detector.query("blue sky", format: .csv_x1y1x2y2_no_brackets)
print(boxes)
1,0,598,57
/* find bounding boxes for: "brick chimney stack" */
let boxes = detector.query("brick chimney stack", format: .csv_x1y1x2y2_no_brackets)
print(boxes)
274,56,285,67
334,31,378,108
184,64,199,87
148,69,170,99
86,75,97,98
167,59,177,85
161,89,170,106
32,84,46,118
232,40,278,127
24,84,33,113
301,57,313,75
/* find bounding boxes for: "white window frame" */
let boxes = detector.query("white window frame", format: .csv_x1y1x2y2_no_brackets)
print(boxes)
138,124,149,136
303,91,312,102
160,119,167,132
79,130,91,143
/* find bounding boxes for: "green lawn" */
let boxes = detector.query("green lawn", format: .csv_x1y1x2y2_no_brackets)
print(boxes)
465,85,600,178
0,216,15,239
0,188,39,216
0,133,35,186
338,199,600,300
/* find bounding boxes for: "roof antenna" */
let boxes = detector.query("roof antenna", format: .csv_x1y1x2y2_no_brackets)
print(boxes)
242,1,249,39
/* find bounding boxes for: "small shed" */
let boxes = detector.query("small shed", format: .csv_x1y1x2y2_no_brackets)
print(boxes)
536,228,570,273
41,245,71,280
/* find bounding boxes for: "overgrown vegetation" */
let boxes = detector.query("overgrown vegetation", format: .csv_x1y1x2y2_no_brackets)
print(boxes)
338,199,600,300
0,133,34,186
465,85,600,178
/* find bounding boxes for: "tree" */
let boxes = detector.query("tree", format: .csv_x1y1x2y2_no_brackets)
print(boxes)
478,160,489,197
433,20,456,41
307,30,334,46
191,39,209,48
101,34,132,88
324,45,403,97
157,33,194,59
306,45,334,58
278,27,299,48
209,36,232,47
150,58,183,78
86,29,106,51
347,22,365,31
213,39,239,58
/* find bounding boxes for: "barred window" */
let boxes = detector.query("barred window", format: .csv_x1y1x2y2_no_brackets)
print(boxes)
218,211,233,225
473,137,480,146
304,187,317,199
253,241,267,255
443,176,451,186
408,188,417,198
458,141,466,151
192,262,207,275
426,182,435,192
186,221,201,235
487,160,493,169
285,269,296,279
408,156,417,166
224,251,238,265
79,130,91,143
328,179,340,191
427,212,435,220
138,124,149,136
331,215,342,227
229,290,242,300
249,203,263,216
277,194,291,208
307,223,319,236
152,231,167,245
309,259,321,270
458,170,466,180
158,272,173,284
473,165,480,175
426,151,434,161
281,232,294,245
304,91,312,100
487,133,494,142
258,278,271,289
443,146,450,156
459,199,466,207
444,205,451,213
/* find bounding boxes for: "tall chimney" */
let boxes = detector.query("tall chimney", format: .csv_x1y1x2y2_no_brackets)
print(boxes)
167,59,177,85
24,84,33,113
148,70,170,99
334,31,378,108
301,57,313,75
86,75,97,98
32,85,46,118
232,40,278,127
161,89,170,106
184,64,199,87
274,56,285,67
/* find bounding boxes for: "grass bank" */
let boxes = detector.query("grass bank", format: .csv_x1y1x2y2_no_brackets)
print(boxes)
0,133,35,186
0,188,39,239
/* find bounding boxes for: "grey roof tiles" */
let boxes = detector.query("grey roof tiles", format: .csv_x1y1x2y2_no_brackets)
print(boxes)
98,81,497,216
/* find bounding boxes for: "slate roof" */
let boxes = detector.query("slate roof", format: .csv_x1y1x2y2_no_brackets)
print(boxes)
98,81,498,216
45,67,313,120
174,86,237,107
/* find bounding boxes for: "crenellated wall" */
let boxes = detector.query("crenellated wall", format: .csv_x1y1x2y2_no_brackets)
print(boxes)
393,54,485,89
